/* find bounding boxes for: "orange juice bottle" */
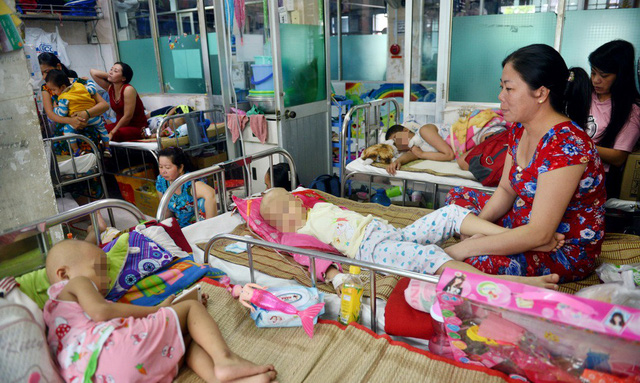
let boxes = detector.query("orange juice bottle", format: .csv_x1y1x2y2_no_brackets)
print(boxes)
338,266,364,325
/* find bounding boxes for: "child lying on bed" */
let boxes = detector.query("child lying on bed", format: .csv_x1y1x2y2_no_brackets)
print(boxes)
44,240,277,383
259,188,563,290
385,123,455,175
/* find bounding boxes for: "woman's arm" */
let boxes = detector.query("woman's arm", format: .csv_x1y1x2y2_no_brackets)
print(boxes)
109,86,138,138
386,151,418,175
449,163,586,258
73,92,110,121
64,277,173,322
194,181,217,219
411,124,455,161
476,153,517,222
457,151,470,170
596,146,629,168
90,69,111,90
41,88,88,129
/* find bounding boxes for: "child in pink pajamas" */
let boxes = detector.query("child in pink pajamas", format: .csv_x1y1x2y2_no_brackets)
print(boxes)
44,240,277,383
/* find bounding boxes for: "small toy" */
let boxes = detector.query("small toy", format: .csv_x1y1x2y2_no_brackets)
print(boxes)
233,283,324,338
361,142,398,165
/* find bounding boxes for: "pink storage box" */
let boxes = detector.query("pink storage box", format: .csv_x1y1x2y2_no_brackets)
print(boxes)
436,268,640,382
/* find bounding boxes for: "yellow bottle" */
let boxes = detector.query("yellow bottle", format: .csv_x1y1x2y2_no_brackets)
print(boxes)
338,266,364,325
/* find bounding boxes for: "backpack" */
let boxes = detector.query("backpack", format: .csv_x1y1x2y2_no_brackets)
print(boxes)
464,130,509,187
309,174,341,197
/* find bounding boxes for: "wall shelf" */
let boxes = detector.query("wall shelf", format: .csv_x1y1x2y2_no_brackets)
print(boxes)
16,3,103,22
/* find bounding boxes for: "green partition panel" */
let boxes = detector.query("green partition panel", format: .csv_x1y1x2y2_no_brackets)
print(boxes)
158,34,206,94
330,35,338,80
280,24,327,107
561,8,640,86
207,32,222,95
118,39,161,93
449,13,556,102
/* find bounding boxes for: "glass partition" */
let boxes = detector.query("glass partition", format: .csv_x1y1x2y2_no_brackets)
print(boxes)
561,8,640,77
449,12,556,102
113,0,161,93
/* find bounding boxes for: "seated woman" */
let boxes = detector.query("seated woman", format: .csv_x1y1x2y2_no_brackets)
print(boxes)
156,147,217,227
385,123,455,175
90,63,148,142
446,44,606,283
585,40,640,198
39,53,109,152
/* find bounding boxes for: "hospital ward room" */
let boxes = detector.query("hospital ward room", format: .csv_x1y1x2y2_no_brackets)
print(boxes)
2,0,640,381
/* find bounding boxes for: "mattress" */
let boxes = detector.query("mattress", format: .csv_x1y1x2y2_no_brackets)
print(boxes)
182,211,432,350
110,122,226,152
346,157,491,189
56,153,98,175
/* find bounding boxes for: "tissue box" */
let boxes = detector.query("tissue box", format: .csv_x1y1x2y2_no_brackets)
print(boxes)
436,268,640,382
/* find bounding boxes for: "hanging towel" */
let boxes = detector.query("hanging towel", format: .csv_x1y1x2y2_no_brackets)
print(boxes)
227,113,248,143
250,114,268,143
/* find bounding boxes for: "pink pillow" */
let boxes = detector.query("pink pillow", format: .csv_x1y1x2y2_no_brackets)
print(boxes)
232,189,342,280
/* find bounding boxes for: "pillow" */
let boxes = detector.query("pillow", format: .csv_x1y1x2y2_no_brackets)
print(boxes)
105,231,174,301
17,236,129,309
384,277,434,340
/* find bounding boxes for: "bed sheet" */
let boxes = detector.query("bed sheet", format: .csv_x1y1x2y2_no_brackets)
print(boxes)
346,157,490,189
181,211,431,350
56,153,97,175
110,140,158,151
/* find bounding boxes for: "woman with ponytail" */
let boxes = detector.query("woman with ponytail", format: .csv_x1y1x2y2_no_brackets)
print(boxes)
444,44,606,283
586,40,640,198
39,53,109,152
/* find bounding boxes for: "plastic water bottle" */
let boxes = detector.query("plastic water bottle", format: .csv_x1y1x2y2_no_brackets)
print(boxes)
338,266,364,325
385,186,403,198
371,189,391,206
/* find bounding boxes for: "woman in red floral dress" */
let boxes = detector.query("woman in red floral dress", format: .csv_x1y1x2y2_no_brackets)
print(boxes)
445,44,606,283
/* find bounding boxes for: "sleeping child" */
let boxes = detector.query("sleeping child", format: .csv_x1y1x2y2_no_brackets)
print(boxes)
45,70,111,158
44,239,277,383
259,188,563,290
384,123,455,175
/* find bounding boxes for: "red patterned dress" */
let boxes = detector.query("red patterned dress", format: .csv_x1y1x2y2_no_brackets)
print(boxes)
446,121,606,282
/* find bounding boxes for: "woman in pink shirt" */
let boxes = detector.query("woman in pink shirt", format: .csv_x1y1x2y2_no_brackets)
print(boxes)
586,40,640,197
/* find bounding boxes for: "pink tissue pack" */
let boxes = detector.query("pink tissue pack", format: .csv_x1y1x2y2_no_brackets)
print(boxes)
436,268,640,382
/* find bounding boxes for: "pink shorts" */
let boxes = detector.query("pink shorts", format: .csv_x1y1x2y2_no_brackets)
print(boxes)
94,307,185,383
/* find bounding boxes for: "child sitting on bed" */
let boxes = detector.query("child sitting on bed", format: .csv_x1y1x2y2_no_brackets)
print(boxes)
385,123,455,175
259,188,563,290
45,70,111,158
156,147,218,227
44,239,277,383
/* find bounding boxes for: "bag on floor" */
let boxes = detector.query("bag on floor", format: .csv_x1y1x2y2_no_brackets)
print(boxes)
310,174,340,197
464,130,508,187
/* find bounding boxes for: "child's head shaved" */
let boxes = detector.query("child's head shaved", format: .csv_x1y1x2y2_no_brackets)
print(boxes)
46,240,104,284
260,188,307,233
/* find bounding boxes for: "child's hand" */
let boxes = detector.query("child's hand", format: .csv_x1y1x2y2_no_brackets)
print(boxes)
159,294,176,307
386,160,402,175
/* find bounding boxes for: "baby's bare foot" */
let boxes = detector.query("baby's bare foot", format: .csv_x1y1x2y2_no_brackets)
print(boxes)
214,353,276,383
230,371,278,383
500,273,560,290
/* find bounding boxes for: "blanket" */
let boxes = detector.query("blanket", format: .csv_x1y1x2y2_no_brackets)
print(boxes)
372,159,477,179
174,280,514,383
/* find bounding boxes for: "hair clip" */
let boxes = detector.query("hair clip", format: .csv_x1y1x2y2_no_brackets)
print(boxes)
567,71,575,82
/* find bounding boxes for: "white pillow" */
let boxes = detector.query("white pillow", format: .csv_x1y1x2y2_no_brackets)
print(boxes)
135,224,189,258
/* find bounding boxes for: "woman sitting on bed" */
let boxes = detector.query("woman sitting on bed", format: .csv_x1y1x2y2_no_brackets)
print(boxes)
90,63,148,142
385,123,455,175
156,147,217,227
445,44,606,283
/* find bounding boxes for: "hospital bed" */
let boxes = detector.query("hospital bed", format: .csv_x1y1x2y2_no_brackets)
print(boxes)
107,106,227,187
337,100,496,207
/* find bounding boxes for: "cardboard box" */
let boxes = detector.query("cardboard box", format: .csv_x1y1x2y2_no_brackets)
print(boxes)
192,152,228,170
620,151,640,201
133,186,160,217
115,166,158,204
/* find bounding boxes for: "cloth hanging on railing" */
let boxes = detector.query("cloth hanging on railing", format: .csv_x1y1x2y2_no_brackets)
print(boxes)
227,113,248,143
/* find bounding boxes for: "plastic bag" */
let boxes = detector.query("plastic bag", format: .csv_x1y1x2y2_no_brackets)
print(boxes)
576,270,640,308
24,27,71,68
596,263,640,286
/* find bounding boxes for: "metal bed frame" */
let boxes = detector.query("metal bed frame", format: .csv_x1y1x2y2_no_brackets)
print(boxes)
156,147,297,221
108,106,227,188
337,99,495,208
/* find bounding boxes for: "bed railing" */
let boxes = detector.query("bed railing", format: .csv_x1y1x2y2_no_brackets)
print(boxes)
0,199,146,278
202,233,440,334
338,98,400,193
156,106,227,157
156,147,297,222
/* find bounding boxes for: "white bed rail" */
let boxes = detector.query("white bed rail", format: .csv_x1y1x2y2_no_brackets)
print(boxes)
156,147,298,222
203,233,440,334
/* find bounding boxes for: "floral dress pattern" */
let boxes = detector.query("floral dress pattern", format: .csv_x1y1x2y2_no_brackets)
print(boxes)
156,175,206,228
446,121,606,282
